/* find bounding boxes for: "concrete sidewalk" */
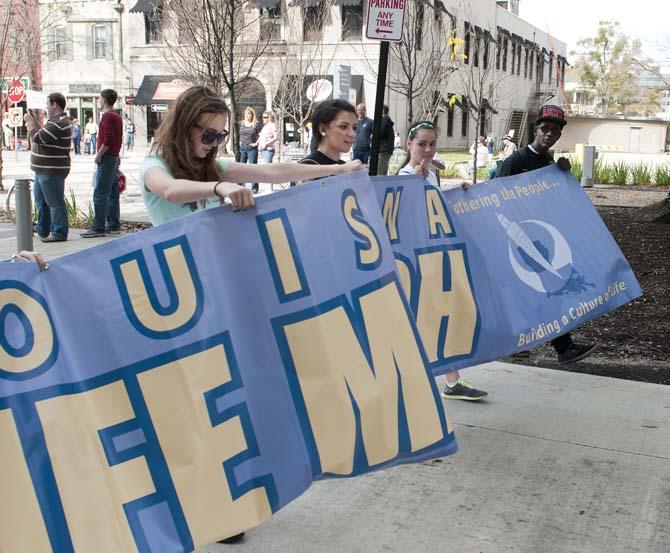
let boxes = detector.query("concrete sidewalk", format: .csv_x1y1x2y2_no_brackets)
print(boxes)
1,151,668,552
199,362,670,553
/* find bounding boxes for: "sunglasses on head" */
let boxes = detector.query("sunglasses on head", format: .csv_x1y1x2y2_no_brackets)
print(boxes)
196,126,229,145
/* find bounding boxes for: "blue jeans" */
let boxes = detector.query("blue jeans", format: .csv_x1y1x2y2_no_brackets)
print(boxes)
34,173,68,240
92,155,120,232
261,149,274,164
353,147,370,164
239,146,259,189
125,132,135,150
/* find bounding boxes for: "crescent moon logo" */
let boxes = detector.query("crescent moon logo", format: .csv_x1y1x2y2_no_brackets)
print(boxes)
502,218,573,294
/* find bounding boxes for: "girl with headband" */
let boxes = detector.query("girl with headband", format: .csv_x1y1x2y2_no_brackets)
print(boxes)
398,121,488,401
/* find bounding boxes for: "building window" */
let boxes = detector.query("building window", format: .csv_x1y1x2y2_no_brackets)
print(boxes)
523,47,528,78
483,36,489,69
529,50,533,79
496,30,502,69
502,37,508,71
517,44,522,75
144,7,164,44
304,4,326,41
342,4,363,41
447,15,457,58
261,6,282,41
561,60,565,84
463,22,470,64
54,25,71,60
548,54,553,84
447,104,454,137
473,31,480,67
510,42,515,74
416,3,425,50
461,99,469,137
87,23,112,60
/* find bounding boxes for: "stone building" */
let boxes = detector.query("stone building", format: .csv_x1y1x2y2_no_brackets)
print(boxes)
38,0,566,149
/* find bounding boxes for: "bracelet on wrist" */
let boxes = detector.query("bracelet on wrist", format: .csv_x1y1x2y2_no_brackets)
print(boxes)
213,181,224,198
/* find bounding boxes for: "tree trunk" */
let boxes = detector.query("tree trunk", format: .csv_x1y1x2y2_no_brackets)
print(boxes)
637,193,670,224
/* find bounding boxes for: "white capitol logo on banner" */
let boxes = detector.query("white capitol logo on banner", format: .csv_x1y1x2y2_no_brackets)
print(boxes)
305,79,333,102
497,214,573,294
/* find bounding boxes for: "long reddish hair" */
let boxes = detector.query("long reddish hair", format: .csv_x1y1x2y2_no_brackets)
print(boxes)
152,85,230,183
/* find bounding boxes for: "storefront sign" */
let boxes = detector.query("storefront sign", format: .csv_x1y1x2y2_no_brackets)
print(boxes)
69,83,101,95
151,104,168,112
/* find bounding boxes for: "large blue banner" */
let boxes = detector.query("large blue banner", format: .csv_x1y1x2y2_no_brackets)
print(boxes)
0,172,455,552
373,165,642,374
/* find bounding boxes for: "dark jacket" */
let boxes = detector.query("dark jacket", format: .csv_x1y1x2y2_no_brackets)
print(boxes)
379,115,395,154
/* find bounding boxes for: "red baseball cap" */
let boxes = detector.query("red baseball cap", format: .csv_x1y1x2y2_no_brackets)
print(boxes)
537,104,567,128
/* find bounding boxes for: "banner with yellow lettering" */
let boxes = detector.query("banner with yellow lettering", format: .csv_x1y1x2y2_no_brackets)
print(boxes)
0,171,456,552
373,164,642,375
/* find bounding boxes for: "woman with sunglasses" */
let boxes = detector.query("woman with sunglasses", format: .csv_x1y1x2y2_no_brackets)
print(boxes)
141,86,363,227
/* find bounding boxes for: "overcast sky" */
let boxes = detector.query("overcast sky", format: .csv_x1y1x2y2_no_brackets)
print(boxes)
518,0,669,64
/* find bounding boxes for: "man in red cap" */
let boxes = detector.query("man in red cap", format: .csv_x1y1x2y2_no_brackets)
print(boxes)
497,105,599,364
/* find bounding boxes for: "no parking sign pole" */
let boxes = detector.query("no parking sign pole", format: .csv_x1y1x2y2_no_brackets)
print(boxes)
365,0,406,176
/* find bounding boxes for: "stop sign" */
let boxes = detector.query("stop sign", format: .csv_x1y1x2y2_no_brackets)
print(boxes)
7,79,25,103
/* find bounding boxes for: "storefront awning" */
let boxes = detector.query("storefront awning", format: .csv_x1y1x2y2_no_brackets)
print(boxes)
331,0,361,5
251,0,281,7
432,0,454,18
134,75,190,105
129,0,161,14
287,0,323,6
498,27,512,39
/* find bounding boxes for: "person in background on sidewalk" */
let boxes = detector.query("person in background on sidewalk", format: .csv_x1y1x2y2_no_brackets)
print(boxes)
124,115,135,152
258,110,277,164
377,105,395,176
497,104,600,365
24,92,72,243
398,121,487,400
84,116,97,154
3,113,13,149
239,106,262,193
71,118,81,155
501,134,517,160
353,103,373,164
82,89,123,238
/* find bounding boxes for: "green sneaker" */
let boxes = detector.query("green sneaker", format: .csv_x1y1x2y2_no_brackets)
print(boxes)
442,380,488,401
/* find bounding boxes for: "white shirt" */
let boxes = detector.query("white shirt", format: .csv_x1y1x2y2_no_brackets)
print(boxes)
398,163,439,187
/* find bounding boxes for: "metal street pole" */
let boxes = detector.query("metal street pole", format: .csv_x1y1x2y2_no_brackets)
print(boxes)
369,41,389,177
14,179,34,252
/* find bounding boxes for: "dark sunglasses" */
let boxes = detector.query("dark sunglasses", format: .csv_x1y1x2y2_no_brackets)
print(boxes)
196,126,229,145
539,124,561,135
262,115,269,119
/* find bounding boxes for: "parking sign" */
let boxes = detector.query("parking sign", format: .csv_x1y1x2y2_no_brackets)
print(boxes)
365,0,407,42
